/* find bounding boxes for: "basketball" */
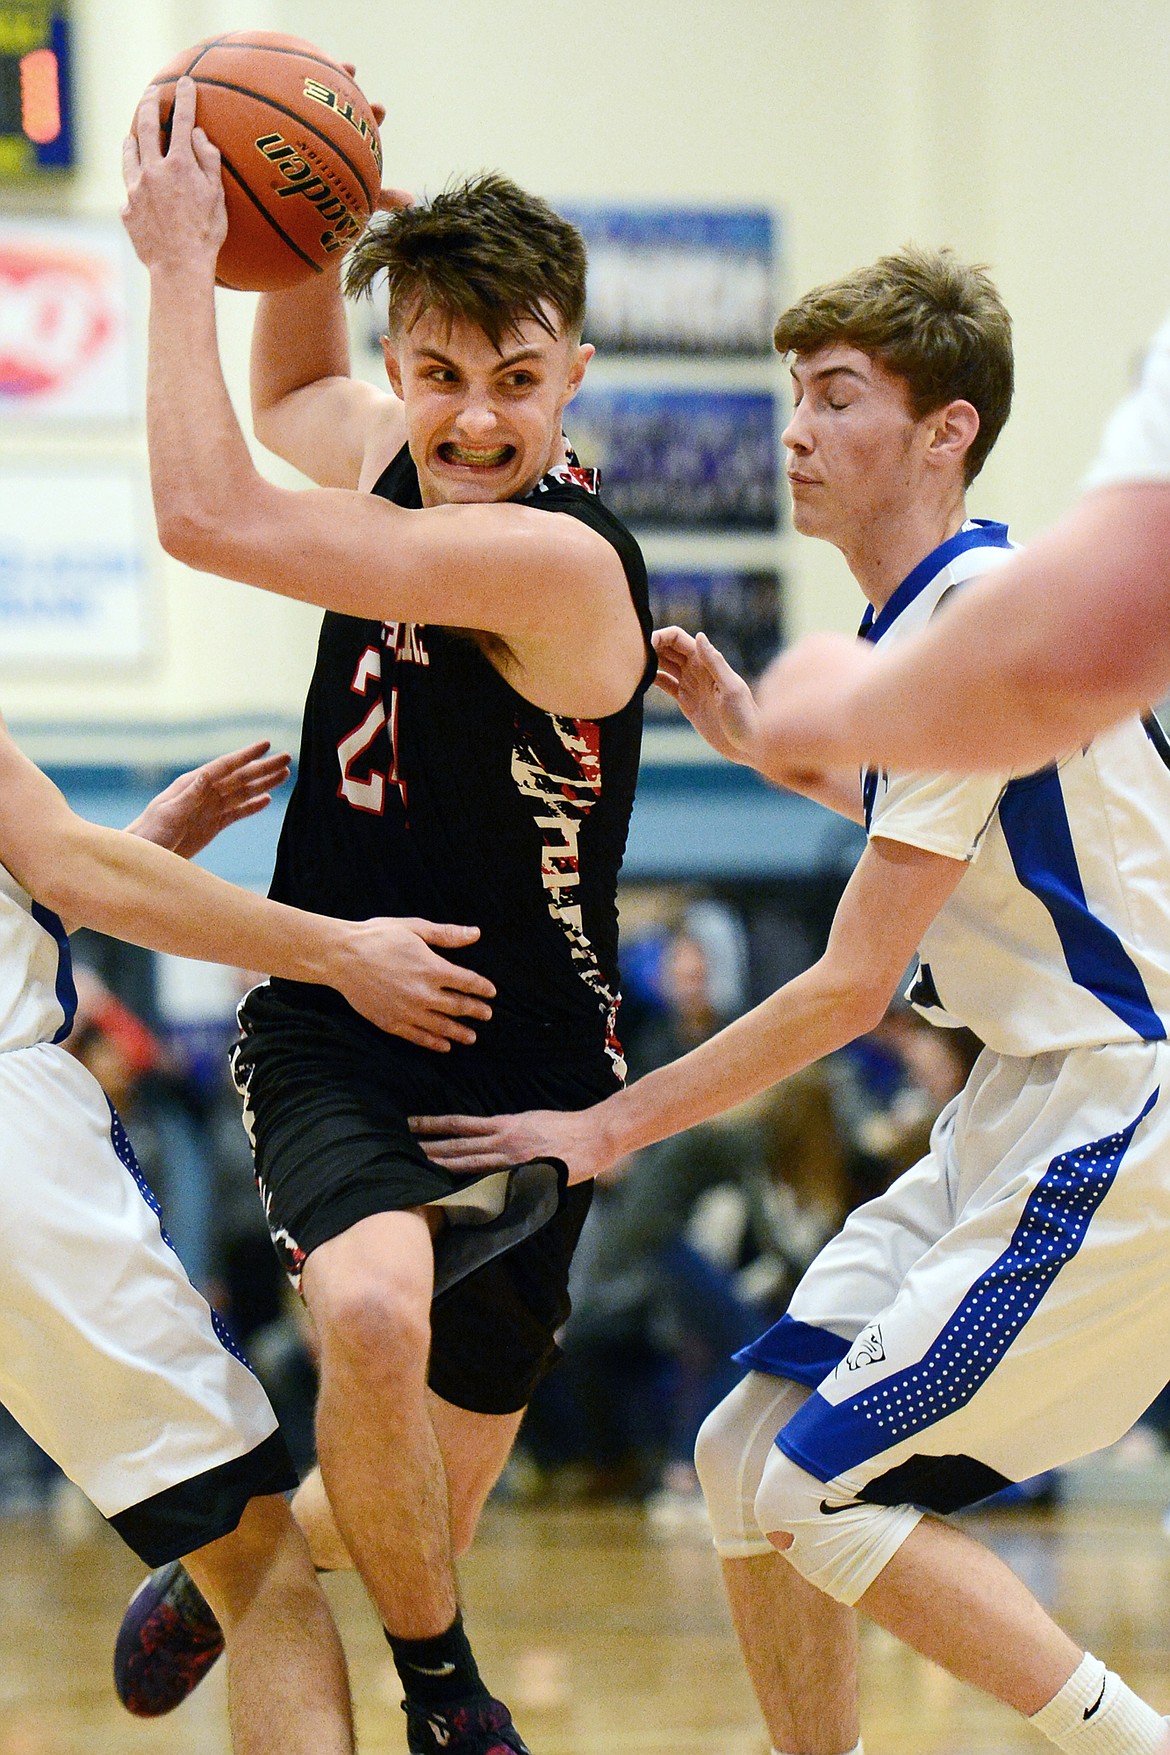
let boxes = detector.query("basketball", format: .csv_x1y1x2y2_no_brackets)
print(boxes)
147,32,382,292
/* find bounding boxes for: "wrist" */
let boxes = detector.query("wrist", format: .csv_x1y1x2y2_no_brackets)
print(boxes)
150,256,218,295
596,1088,639,1167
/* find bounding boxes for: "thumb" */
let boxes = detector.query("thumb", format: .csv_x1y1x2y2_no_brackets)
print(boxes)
414,920,481,947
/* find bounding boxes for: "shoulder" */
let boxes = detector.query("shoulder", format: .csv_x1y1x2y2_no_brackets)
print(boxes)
357,401,410,494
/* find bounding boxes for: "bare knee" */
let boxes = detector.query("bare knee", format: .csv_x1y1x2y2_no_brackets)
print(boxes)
305,1221,434,1390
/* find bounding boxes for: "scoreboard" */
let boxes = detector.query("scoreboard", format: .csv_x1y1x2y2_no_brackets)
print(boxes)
0,1,74,177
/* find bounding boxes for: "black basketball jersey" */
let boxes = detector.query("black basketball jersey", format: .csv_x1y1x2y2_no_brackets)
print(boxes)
267,445,655,1080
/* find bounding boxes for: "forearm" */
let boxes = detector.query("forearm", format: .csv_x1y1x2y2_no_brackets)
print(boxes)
770,764,865,823
596,964,882,1162
147,262,271,555
40,815,351,989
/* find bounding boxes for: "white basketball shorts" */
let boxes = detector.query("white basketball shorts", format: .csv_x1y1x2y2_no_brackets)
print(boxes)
0,1042,294,1563
737,1039,1170,1511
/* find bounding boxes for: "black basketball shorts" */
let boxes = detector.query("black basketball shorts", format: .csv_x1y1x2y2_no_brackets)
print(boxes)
231,983,615,1415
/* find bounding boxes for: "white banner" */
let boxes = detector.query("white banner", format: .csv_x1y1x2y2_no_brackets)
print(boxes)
0,464,153,666
0,216,138,420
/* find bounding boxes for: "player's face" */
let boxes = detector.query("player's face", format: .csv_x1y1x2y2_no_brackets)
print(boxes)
782,345,927,546
383,306,592,507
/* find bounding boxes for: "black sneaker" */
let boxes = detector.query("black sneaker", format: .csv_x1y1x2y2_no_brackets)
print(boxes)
403,1696,531,1755
113,1559,225,1715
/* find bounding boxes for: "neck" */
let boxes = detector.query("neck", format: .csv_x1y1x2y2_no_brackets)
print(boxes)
844,491,969,611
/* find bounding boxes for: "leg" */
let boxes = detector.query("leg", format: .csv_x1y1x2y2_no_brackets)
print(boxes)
695,1373,860,1755
185,1494,353,1755
292,1393,523,1568
722,1553,860,1755
429,1393,524,1556
855,1514,1077,1713
302,1208,456,1638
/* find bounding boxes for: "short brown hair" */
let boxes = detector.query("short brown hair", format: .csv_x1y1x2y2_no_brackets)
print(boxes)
773,246,1013,483
345,172,588,348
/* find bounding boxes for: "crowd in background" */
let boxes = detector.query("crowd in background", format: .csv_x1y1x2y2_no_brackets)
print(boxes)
4,887,1165,1523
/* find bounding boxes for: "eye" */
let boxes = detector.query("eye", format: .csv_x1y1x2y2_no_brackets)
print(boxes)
503,370,537,389
424,365,458,384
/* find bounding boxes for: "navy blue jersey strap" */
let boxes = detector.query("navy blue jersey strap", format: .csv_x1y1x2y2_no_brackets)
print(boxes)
859,521,1011,644
30,900,77,1044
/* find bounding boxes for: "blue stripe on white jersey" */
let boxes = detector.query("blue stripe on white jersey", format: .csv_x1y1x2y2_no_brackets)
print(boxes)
29,901,78,1045
998,770,1164,1040
0,862,78,1052
864,521,1170,1055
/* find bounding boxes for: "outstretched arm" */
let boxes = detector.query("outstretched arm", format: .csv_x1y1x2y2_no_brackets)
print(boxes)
412,834,965,1179
0,718,494,1052
747,481,1170,775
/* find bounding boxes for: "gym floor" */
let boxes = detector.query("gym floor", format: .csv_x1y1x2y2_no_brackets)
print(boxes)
3,1490,1169,1753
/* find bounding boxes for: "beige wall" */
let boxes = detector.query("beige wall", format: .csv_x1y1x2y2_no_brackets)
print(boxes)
4,0,1170,746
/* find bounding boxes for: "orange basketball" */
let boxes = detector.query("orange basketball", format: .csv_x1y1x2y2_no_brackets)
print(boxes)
148,32,382,292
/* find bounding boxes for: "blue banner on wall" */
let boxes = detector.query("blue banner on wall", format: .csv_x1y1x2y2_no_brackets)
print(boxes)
567,387,778,530
563,205,777,355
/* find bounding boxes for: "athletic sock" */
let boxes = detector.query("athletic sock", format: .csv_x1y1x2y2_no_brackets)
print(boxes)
1030,1652,1166,1753
386,1611,489,1709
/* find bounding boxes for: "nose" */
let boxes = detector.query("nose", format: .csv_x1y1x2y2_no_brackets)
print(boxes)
453,393,500,439
781,400,812,457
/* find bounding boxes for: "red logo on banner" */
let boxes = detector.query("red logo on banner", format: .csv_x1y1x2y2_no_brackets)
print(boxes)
0,244,118,400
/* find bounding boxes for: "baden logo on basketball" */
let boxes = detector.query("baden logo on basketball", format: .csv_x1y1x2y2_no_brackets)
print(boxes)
254,134,365,252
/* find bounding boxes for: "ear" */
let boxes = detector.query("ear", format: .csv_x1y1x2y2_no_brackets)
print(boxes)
926,399,980,472
560,340,594,410
381,333,404,399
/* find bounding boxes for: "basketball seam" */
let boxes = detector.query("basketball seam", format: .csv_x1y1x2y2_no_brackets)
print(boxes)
181,38,231,78
198,42,357,78
219,153,323,281
154,72,378,206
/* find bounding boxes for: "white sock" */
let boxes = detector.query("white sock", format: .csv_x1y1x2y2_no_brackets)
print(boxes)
1030,1652,1166,1753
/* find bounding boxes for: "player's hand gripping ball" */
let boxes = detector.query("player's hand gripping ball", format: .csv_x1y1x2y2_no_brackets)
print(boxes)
145,32,382,291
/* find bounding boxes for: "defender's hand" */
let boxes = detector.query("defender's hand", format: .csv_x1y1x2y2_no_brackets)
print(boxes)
121,77,227,273
335,918,495,1052
653,627,760,763
409,1105,616,1185
127,741,292,858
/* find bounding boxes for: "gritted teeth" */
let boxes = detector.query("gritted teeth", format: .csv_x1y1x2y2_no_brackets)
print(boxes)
439,442,514,466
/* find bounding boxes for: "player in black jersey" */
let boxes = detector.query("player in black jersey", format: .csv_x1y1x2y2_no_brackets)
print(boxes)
119,79,652,1755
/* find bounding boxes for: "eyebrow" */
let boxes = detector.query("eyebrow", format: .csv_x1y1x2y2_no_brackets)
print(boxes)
416,344,549,370
792,364,869,390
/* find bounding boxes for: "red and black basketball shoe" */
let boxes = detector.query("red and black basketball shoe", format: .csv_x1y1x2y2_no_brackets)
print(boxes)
113,1560,225,1715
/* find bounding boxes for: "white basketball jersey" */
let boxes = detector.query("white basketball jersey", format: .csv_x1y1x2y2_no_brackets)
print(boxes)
1083,307,1170,489
865,521,1170,1056
0,860,76,1053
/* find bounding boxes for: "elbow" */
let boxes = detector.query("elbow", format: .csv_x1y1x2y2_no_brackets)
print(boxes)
849,982,895,1040
156,502,212,567
155,494,254,574
823,966,896,1044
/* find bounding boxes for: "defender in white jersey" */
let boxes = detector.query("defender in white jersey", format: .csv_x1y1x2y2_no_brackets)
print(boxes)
730,303,1170,777
0,717,493,1755
416,252,1170,1755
